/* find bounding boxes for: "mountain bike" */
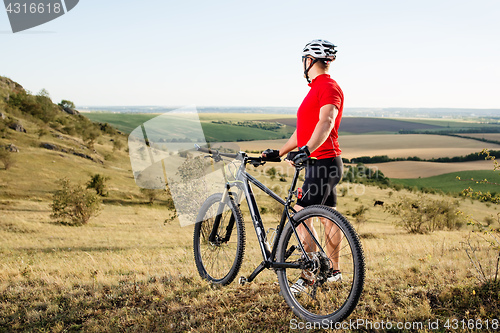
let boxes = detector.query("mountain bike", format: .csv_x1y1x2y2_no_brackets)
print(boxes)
192,145,365,323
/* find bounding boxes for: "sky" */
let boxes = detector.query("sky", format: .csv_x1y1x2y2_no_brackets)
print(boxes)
1,0,499,109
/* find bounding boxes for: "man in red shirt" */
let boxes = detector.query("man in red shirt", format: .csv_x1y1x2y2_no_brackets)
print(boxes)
262,39,344,294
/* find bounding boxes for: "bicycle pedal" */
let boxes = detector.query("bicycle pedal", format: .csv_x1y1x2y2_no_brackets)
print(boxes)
238,276,247,286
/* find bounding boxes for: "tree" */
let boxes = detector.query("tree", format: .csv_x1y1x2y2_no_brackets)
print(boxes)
37,88,50,98
58,99,76,109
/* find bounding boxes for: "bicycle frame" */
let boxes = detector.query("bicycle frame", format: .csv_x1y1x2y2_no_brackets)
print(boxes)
209,151,325,284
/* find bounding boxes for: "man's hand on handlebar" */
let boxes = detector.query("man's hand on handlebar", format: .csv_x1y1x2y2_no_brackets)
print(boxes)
285,145,310,166
261,149,281,162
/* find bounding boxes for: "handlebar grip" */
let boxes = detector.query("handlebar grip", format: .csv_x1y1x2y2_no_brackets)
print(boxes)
261,156,281,162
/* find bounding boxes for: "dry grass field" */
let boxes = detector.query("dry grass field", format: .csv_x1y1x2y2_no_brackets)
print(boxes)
2,107,500,331
458,133,500,142
236,135,500,179
1,170,499,331
338,134,500,161
370,160,495,179
236,134,500,161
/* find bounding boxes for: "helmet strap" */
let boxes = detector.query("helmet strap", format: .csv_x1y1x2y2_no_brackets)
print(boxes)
303,57,318,83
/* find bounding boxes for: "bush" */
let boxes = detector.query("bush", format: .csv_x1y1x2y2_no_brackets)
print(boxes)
386,194,466,233
0,148,15,170
50,178,102,225
352,205,368,225
37,127,50,138
266,167,277,180
140,188,165,204
112,138,124,151
86,174,109,197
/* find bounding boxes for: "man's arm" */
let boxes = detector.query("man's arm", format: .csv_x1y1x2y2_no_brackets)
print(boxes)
305,104,338,153
279,129,297,157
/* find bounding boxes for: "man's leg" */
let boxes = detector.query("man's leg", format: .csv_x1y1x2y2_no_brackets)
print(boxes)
295,205,319,253
296,207,342,271
321,213,342,270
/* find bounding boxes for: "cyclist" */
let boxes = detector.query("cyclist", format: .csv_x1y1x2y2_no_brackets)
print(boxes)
262,39,344,294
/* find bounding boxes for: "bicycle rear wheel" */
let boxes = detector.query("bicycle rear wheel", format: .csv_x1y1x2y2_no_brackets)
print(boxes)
193,193,245,285
277,205,365,323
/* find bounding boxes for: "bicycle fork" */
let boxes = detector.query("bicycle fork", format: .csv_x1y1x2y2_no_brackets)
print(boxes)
208,185,237,244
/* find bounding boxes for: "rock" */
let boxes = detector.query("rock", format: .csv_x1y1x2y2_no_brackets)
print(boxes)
0,112,5,120
0,77,24,94
40,143,59,150
73,152,95,162
6,144,19,152
62,107,80,115
8,122,26,133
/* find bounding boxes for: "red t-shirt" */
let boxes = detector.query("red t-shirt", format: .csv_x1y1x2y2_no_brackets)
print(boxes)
296,74,343,159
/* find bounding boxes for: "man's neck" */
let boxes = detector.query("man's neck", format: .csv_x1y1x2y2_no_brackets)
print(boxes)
308,69,328,82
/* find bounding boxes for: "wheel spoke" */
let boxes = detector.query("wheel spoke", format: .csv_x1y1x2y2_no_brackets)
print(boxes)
277,207,365,322
194,194,245,286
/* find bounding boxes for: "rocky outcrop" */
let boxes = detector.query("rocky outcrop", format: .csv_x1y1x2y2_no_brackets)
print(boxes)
62,107,80,115
40,142,59,150
5,144,19,152
40,142,103,164
0,77,24,94
0,77,25,102
8,122,26,133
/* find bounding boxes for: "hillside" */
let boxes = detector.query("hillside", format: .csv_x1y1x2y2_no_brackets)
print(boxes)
0,76,141,202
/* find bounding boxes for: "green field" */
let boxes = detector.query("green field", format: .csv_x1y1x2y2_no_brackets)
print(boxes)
86,113,500,141
85,112,294,142
391,170,500,194
402,118,500,131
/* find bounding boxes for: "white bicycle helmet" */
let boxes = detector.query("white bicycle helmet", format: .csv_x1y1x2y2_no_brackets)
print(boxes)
302,39,337,83
302,39,337,59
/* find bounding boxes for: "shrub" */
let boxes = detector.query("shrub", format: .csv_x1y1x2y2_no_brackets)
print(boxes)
140,188,165,204
352,205,368,225
266,167,277,180
82,129,100,150
386,194,466,233
50,178,102,225
86,174,109,197
37,127,50,138
0,149,13,170
112,138,124,151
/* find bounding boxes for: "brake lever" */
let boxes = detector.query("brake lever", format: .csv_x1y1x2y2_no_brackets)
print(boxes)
250,160,265,167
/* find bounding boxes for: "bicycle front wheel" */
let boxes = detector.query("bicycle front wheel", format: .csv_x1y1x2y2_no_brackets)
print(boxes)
277,205,365,323
193,193,245,286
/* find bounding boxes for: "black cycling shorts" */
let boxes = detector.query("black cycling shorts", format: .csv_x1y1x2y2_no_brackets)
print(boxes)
296,156,343,208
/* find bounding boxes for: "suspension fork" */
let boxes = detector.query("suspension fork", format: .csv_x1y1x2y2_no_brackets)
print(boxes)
208,184,231,243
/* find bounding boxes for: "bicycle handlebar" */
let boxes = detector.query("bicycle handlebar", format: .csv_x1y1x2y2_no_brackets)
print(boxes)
194,144,282,163
194,144,239,159
194,144,316,169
